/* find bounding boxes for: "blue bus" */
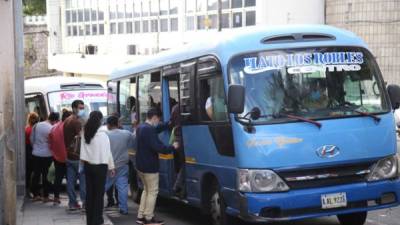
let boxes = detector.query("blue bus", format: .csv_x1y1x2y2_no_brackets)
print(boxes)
108,25,400,225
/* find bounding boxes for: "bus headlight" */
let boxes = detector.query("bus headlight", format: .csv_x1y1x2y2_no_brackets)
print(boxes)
238,169,290,192
367,155,399,182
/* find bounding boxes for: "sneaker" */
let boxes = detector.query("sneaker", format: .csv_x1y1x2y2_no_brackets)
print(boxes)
144,218,164,225
68,203,81,211
136,217,146,224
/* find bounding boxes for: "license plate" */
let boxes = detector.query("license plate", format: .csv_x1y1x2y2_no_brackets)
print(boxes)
321,192,347,209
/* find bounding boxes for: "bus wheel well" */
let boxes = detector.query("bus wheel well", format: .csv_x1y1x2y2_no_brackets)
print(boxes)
201,173,218,214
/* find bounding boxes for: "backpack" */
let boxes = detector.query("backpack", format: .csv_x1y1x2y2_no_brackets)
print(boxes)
48,122,67,163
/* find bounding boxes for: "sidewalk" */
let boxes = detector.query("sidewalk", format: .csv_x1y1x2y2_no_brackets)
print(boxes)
21,194,113,225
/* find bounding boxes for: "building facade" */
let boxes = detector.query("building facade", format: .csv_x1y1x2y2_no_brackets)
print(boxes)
326,0,400,85
46,0,324,80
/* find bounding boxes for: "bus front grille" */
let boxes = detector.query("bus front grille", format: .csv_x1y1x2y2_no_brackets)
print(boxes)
277,162,375,190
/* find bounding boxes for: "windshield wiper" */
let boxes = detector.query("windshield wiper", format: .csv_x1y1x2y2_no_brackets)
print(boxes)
277,113,322,129
334,103,381,123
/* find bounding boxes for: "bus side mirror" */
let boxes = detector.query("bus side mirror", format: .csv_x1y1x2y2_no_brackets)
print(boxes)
387,84,400,110
228,84,245,114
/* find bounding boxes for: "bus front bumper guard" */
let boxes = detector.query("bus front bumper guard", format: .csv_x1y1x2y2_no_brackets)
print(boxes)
234,179,400,223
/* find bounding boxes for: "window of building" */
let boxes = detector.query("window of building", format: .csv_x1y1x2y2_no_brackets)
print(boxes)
110,22,116,34
138,73,162,122
150,0,159,16
160,19,168,32
85,45,98,54
197,0,206,12
170,0,179,14
246,11,256,26
151,19,158,32
233,12,242,27
118,22,124,34
91,9,98,21
117,3,125,19
221,13,230,28
78,9,84,22
170,18,178,31
92,24,98,35
85,24,91,35
245,0,256,7
127,21,133,33
134,2,141,17
160,0,168,15
199,74,228,121
72,10,77,22
126,0,133,18
109,4,116,19
143,20,149,33
78,25,84,36
208,0,218,11
186,16,194,30
66,10,71,23
142,0,150,17
197,15,206,29
67,26,72,36
232,0,243,8
135,21,141,33
119,78,137,125
209,14,217,29
84,9,90,21
127,45,136,55
98,0,105,20
72,26,78,36
221,0,230,9
99,24,104,34
186,0,195,13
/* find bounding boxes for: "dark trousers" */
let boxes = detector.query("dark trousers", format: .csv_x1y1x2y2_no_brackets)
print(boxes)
53,160,67,199
25,144,34,195
31,156,53,198
85,163,107,225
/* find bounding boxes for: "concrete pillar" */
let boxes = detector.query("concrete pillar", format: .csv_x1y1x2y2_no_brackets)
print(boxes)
0,0,25,224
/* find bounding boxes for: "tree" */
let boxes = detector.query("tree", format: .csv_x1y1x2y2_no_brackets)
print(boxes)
23,0,46,16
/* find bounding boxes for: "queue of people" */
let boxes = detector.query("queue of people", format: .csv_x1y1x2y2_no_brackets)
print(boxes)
25,99,181,225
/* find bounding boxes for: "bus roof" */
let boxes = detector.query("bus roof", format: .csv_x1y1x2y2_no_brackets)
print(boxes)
110,25,368,81
25,76,106,95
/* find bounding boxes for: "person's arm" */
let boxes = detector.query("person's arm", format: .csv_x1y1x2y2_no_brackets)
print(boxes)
104,135,115,170
148,128,175,154
30,125,36,145
205,97,213,119
154,122,170,133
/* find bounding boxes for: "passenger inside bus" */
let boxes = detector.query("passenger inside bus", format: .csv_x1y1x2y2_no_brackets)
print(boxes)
202,77,228,121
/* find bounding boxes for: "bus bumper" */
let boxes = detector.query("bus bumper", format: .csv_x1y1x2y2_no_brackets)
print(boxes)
234,179,400,223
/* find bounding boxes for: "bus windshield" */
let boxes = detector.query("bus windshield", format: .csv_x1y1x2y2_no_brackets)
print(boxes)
48,89,108,115
229,47,390,124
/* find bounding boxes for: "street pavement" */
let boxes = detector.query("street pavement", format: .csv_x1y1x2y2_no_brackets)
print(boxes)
107,197,400,225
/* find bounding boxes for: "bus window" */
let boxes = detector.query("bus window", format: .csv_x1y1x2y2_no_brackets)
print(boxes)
168,77,179,112
107,81,118,116
119,77,137,125
138,72,162,122
25,93,47,121
199,74,228,122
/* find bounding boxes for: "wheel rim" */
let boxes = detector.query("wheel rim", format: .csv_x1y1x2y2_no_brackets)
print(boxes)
210,191,222,224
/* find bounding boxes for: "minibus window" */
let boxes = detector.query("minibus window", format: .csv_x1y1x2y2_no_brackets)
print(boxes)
119,78,137,125
199,74,228,122
229,47,389,124
107,81,118,116
25,93,47,121
138,72,162,122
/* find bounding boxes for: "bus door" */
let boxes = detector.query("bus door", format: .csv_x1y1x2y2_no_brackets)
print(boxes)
25,93,47,121
162,65,183,195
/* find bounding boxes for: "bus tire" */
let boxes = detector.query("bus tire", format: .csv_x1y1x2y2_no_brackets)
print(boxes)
209,182,239,225
130,170,142,204
337,211,367,225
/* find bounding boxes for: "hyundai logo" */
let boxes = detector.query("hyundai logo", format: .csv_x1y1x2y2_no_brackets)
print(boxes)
316,145,340,158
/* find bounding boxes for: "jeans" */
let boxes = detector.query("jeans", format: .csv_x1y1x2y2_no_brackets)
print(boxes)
31,156,53,198
137,171,159,220
53,160,67,199
66,159,86,207
105,164,129,213
85,163,107,225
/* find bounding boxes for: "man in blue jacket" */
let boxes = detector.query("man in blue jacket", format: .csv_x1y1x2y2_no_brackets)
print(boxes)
136,108,179,225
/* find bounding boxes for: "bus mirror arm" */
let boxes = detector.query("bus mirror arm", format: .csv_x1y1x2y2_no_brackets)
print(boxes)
387,84,400,110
